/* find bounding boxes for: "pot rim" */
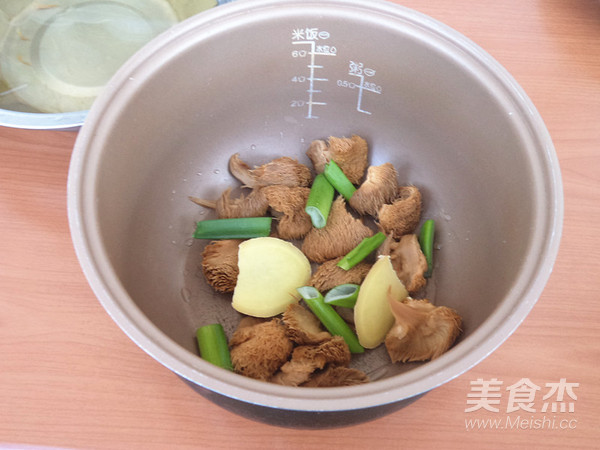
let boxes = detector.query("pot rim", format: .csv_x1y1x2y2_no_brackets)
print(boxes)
0,108,86,130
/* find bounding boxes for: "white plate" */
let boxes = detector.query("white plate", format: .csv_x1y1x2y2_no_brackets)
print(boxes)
0,0,179,113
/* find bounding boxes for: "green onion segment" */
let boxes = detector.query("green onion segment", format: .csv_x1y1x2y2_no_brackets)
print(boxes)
297,286,364,353
324,284,360,308
193,217,272,239
323,160,356,201
337,232,387,270
419,219,435,277
305,173,335,229
196,323,233,370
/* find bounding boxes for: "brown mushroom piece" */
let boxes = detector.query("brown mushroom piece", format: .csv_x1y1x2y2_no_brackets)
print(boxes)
306,135,368,184
381,234,428,294
301,196,373,263
262,185,312,240
200,239,242,293
282,303,331,345
385,297,462,363
349,163,399,216
376,231,395,258
235,315,264,331
377,185,422,237
310,256,372,293
271,336,352,386
269,357,316,387
301,366,369,387
229,318,294,380
294,335,352,367
229,153,312,188
189,187,269,219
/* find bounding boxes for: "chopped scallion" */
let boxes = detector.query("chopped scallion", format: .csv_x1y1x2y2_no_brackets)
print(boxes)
324,284,360,308
419,219,435,277
196,323,233,370
323,160,356,201
193,217,272,239
297,286,364,353
305,173,335,228
337,232,387,270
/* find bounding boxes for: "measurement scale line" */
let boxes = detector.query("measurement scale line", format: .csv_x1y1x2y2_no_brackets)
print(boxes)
292,37,334,119
354,74,368,115
307,41,318,119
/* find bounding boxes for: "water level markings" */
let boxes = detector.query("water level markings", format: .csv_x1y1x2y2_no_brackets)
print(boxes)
337,61,383,115
291,28,337,119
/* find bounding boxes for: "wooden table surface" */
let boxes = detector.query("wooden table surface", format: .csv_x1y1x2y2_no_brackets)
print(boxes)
1,1,599,448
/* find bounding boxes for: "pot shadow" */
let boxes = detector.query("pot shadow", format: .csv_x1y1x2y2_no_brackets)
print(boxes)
180,376,425,429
